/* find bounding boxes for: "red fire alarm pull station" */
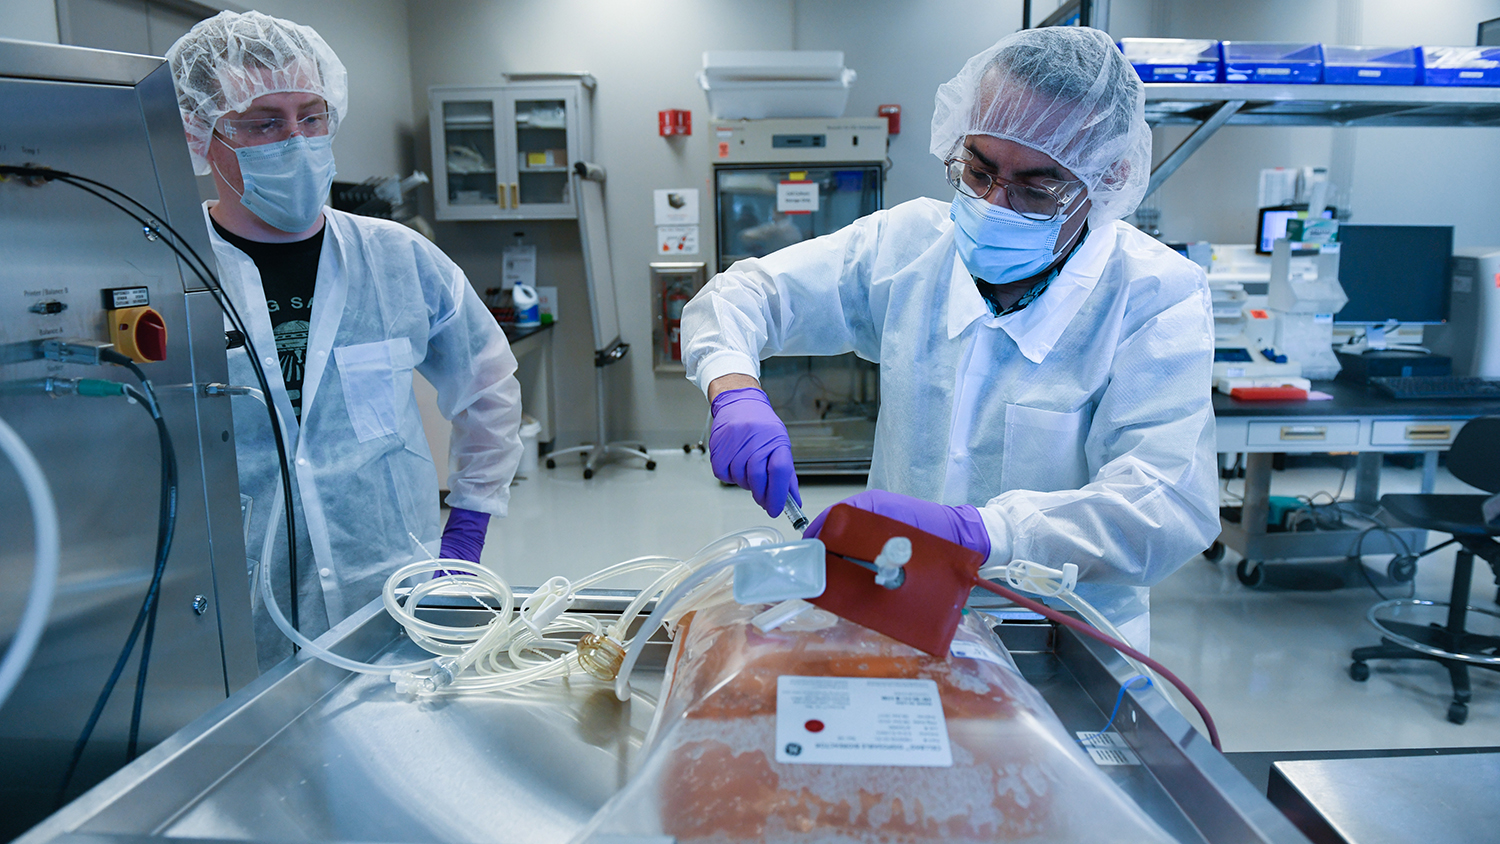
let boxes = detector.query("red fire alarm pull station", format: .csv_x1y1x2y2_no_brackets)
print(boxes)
658,109,691,136
877,104,901,135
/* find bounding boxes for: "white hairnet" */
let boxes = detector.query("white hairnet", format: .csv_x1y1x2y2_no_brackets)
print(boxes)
166,11,348,176
931,27,1151,224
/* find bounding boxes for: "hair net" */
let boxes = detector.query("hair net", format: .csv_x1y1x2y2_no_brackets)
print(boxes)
166,10,348,176
931,26,1150,224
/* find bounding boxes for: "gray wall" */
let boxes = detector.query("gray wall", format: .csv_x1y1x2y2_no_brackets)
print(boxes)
0,0,60,42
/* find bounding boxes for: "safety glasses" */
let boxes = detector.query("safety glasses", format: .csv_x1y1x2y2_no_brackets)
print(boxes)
944,148,1085,221
216,111,333,146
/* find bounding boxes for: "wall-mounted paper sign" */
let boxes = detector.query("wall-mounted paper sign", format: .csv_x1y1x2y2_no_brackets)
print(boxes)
777,181,819,214
654,189,699,226
657,225,699,255
501,244,537,290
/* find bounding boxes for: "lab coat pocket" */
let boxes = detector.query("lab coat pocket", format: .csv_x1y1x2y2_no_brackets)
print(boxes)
1001,403,1092,493
335,338,414,443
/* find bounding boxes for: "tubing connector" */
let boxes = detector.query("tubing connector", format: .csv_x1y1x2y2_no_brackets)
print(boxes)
391,657,458,695
873,537,912,589
576,633,626,681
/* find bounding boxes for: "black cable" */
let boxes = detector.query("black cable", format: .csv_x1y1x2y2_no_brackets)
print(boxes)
4,165,302,629
56,384,176,804
103,358,178,761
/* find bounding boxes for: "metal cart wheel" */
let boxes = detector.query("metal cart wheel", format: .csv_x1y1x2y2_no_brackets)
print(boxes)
1202,541,1226,563
1236,559,1266,588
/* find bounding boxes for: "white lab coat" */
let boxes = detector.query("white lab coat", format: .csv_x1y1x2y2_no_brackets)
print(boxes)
682,197,1219,632
207,205,523,667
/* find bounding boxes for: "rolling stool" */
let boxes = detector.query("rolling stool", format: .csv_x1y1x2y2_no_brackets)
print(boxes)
1349,416,1500,724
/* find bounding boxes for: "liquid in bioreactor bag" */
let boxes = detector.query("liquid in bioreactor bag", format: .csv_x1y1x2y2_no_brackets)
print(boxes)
571,599,1178,844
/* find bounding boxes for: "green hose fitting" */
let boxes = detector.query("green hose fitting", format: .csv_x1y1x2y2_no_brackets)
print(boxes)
76,379,125,397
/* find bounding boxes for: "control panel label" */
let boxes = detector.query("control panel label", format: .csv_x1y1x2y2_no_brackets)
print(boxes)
104,286,150,308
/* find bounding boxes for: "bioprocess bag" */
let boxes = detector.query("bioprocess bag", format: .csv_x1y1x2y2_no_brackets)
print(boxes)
572,598,1178,843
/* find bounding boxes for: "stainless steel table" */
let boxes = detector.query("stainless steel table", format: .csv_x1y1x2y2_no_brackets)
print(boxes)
1268,753,1500,844
17,595,1311,844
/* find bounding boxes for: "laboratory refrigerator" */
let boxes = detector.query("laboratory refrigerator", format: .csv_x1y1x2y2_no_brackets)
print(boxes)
711,118,886,474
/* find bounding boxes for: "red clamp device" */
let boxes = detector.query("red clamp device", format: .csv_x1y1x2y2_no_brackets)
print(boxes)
809,504,984,656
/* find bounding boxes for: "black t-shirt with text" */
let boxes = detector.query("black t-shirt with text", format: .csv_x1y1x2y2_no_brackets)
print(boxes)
213,218,323,420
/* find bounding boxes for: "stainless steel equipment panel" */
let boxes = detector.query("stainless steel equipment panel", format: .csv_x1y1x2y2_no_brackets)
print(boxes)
1,38,256,840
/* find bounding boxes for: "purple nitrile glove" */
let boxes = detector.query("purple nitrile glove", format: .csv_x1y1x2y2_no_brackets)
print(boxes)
438,506,490,566
709,387,801,517
804,489,991,559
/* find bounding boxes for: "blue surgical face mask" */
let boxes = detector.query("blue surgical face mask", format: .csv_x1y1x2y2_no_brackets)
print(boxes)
949,191,1067,284
219,134,337,233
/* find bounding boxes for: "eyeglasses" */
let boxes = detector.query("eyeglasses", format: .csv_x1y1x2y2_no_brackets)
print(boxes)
944,148,1085,221
216,112,333,146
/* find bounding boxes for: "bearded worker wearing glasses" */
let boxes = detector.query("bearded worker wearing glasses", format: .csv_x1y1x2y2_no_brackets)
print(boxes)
682,27,1217,649
168,12,522,669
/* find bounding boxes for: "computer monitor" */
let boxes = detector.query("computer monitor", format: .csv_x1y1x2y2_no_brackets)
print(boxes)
1256,204,1335,253
1334,224,1453,325
1480,16,1500,46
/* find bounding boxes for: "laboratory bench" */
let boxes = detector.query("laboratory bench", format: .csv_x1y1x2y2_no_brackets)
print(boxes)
16,594,1311,844
1212,379,1500,583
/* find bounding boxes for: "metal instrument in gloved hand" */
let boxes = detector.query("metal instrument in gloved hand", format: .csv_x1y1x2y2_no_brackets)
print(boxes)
708,387,801,518
805,489,990,560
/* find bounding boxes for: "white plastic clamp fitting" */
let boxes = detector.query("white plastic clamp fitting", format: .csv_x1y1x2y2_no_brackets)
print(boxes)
520,576,575,636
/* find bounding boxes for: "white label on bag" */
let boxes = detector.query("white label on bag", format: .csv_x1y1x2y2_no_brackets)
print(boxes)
776,676,952,767
949,640,1006,666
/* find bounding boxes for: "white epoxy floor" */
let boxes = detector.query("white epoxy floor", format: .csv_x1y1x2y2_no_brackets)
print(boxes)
476,452,1499,753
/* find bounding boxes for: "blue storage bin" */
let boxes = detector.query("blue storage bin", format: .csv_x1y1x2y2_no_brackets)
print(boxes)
1420,46,1500,86
1222,42,1322,84
1119,38,1221,83
1321,45,1419,85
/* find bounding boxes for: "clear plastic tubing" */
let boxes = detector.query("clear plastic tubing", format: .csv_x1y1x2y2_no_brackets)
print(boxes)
0,415,61,710
257,477,436,675
614,527,782,701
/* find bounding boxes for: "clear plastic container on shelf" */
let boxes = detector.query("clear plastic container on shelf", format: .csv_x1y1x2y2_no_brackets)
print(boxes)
1321,45,1419,85
571,599,1178,844
1222,41,1323,84
1119,37,1221,83
1420,46,1500,87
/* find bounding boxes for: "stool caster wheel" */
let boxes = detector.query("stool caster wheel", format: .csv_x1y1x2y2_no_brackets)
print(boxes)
646,460,657,470
583,467,594,480
545,458,556,469
1203,541,1225,563
1236,559,1265,588
1349,661,1370,682
1448,701,1468,725
682,444,692,453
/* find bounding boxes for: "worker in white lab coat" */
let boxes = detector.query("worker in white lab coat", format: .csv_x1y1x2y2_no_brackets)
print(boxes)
682,27,1218,646
168,12,523,668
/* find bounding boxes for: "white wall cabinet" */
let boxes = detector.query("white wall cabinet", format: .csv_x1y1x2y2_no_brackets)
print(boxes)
430,77,593,220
